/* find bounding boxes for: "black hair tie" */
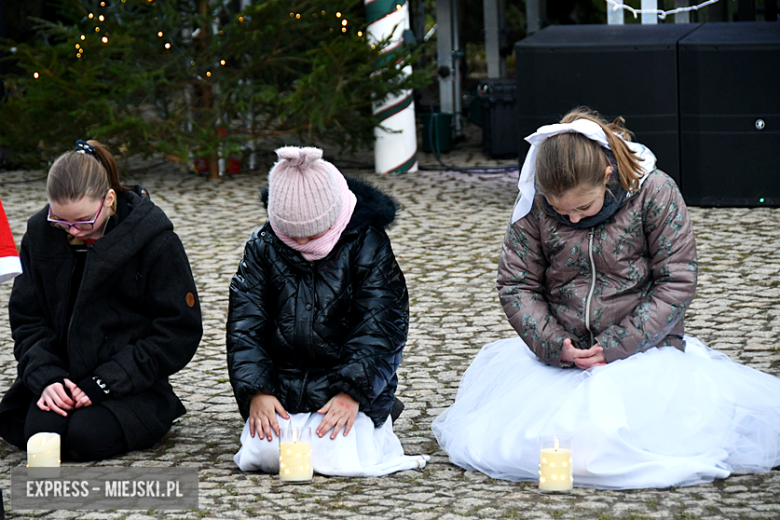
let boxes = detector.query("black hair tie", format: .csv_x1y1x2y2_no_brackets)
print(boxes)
75,140,96,155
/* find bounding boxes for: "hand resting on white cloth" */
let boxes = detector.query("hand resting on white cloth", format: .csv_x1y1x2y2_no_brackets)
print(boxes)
234,411,430,477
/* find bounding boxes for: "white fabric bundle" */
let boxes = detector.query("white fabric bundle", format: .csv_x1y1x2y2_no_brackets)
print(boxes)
234,412,429,477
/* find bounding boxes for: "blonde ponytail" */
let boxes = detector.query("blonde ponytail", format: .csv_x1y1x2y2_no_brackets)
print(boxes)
559,107,643,193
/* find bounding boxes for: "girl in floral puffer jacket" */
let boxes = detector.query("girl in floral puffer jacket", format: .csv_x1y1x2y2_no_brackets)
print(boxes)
433,108,780,490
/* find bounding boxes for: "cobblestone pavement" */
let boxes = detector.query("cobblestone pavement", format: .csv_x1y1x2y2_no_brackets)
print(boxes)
1,148,779,520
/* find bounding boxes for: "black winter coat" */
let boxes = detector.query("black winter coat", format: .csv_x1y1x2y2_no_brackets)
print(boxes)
226,178,408,427
0,187,202,450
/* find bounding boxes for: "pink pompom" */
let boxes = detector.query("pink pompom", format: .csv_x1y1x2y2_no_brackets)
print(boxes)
275,146,323,167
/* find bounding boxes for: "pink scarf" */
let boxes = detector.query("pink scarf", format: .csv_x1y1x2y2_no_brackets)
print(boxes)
271,175,357,261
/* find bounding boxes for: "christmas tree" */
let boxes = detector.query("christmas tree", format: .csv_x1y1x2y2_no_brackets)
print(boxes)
0,0,431,177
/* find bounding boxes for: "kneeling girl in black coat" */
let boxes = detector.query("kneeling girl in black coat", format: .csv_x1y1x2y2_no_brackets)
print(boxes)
227,147,428,476
0,140,202,461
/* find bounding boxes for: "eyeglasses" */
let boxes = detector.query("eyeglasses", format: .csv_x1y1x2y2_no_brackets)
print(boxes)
47,197,105,231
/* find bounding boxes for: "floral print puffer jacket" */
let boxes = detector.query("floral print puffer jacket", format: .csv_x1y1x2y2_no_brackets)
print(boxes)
497,169,697,367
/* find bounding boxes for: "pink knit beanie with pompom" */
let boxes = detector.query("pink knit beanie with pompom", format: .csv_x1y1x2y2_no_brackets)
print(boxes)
267,146,343,238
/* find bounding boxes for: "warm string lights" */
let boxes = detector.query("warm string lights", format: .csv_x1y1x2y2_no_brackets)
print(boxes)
287,9,356,35
81,3,110,56
64,5,362,79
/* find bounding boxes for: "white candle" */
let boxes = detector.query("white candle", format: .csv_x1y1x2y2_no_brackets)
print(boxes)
27,432,61,478
279,427,312,482
539,436,573,492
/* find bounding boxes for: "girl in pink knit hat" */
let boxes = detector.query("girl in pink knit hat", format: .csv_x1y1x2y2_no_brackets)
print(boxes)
227,146,428,477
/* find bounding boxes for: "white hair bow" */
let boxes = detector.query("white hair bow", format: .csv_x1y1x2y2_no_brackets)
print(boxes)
510,119,655,224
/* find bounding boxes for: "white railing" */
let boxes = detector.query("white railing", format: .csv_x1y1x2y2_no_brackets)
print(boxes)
606,0,721,24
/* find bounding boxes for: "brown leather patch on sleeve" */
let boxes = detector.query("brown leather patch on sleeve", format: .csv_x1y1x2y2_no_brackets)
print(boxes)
186,292,196,308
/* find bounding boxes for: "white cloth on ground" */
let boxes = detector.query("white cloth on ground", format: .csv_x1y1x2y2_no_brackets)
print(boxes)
234,411,429,477
432,336,780,489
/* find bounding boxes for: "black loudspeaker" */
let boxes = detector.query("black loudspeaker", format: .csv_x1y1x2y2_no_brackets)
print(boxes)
515,24,700,185
679,22,780,206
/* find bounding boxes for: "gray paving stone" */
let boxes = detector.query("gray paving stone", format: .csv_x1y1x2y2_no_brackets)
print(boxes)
1,147,780,520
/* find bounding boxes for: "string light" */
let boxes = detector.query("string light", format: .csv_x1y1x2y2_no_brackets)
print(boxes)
33,72,39,79
239,16,244,22
158,31,163,37
206,71,212,77
220,59,226,65
95,27,100,32
322,10,326,15
102,36,108,43
89,13,94,19
165,42,171,49
396,4,402,9
98,15,105,22
80,35,86,40
336,12,342,18
358,31,363,37
342,20,348,26
290,12,294,17
342,28,347,33
296,13,301,19
330,28,334,33
75,44,80,49
605,0,721,19
101,1,106,6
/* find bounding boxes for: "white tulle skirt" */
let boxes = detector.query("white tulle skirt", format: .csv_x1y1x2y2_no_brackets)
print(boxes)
234,412,429,477
432,336,780,489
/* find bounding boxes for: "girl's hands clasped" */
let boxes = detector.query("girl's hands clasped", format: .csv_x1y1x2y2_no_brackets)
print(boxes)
64,378,92,409
317,392,359,439
37,381,74,416
249,392,290,441
37,378,93,416
561,338,607,369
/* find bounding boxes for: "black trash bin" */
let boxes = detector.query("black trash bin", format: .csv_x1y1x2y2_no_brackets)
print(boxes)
478,78,518,159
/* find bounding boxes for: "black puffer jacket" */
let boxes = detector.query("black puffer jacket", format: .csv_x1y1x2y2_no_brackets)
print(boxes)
226,178,408,427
